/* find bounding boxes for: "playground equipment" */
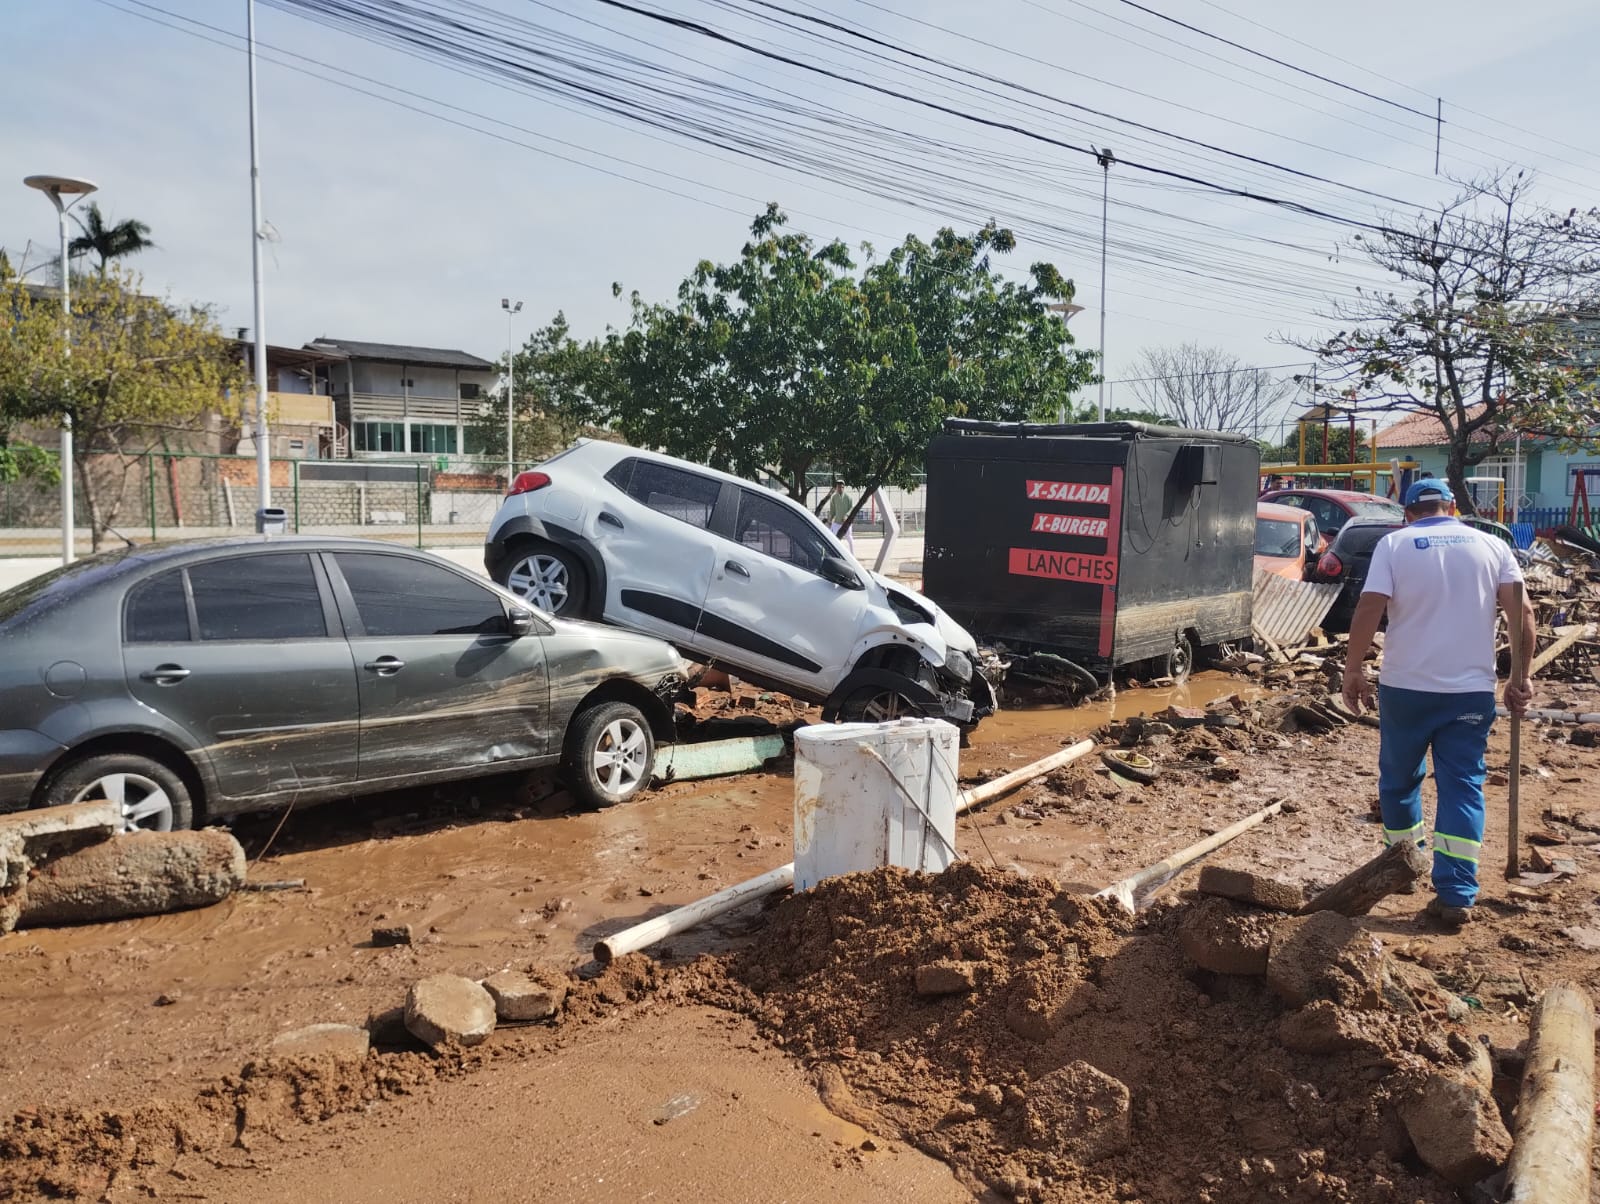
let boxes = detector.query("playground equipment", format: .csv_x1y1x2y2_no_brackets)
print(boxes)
1259,409,1417,496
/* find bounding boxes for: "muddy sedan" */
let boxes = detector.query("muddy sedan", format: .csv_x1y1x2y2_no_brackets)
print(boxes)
0,537,687,829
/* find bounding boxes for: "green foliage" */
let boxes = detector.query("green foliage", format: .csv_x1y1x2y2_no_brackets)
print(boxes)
525,206,1097,498
0,268,244,548
0,437,57,485
68,202,156,273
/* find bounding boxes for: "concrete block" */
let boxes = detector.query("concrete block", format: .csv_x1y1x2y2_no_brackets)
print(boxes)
482,970,567,1022
270,1023,371,1062
405,974,497,1048
1197,862,1305,913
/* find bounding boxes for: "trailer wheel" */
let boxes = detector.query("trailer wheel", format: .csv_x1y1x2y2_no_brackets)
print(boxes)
1157,633,1194,685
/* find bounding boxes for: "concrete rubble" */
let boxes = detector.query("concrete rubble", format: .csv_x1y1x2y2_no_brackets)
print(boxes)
482,969,567,1022
270,1023,372,1062
0,802,247,933
405,974,498,1048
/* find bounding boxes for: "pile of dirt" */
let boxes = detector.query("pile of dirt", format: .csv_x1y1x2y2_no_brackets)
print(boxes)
685,863,1495,1203
0,1050,472,1201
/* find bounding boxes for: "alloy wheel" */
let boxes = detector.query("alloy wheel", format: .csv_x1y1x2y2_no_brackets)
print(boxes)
507,553,570,613
71,772,174,833
591,717,649,798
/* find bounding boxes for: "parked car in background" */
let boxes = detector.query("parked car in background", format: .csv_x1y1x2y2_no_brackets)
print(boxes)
1308,517,1405,632
1258,488,1403,545
0,537,687,828
1254,502,1319,581
484,441,994,728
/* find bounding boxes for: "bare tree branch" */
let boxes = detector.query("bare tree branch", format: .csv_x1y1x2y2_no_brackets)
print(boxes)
1129,343,1297,435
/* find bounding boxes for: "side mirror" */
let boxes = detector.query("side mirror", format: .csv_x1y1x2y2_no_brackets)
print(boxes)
507,607,538,637
819,555,865,590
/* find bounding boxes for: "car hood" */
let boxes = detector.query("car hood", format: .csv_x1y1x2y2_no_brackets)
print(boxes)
869,571,978,657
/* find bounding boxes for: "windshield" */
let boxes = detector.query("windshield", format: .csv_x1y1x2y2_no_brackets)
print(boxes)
1335,524,1401,556
1351,500,1404,521
1255,519,1303,558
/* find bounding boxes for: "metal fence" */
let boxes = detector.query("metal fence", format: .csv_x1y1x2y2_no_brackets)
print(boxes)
0,451,931,558
0,451,516,558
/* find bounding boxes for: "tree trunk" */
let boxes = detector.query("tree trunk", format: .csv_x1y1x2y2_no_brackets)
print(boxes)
73,445,104,554
1444,446,1476,517
1299,839,1429,916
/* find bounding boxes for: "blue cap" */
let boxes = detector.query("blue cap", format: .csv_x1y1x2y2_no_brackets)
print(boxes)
1404,478,1454,506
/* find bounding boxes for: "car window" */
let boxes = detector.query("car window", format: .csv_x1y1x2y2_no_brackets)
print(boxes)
603,458,635,493
622,461,720,529
124,570,191,643
334,552,506,636
1305,498,1342,531
1334,524,1400,557
189,554,327,641
734,490,832,572
1254,520,1302,558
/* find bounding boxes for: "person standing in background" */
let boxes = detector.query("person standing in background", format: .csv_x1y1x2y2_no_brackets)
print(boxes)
826,481,856,550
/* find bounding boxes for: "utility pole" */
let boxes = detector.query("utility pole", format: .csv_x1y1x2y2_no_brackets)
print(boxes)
247,0,273,526
502,298,523,472
1095,147,1115,422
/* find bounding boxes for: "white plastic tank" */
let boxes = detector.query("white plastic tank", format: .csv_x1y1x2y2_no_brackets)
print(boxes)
793,718,960,892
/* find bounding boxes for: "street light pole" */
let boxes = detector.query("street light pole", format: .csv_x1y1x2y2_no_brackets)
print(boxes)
23,174,98,565
501,298,522,473
247,0,272,523
1095,147,1115,423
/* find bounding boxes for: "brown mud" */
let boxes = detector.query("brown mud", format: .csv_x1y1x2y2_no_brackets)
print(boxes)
4,676,1600,1200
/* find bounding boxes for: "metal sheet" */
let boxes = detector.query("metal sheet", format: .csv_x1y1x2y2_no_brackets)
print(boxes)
1251,568,1342,647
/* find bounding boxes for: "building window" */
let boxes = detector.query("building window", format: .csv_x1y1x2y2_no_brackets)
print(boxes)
353,420,404,452
408,424,458,454
460,382,481,401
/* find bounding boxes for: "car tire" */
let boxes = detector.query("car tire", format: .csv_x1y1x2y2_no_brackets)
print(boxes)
499,541,590,617
1155,633,1194,685
564,702,655,809
39,752,194,833
839,686,921,723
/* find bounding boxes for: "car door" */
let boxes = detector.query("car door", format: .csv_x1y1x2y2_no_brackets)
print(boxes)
326,550,550,784
589,457,722,647
694,486,867,695
122,551,360,801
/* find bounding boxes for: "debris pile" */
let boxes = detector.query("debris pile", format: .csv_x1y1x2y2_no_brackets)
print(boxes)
1520,534,1600,683
688,862,1513,1203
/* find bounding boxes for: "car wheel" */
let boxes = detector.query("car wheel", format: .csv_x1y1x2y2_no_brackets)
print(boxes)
40,752,194,832
840,687,918,723
564,702,655,808
501,542,589,617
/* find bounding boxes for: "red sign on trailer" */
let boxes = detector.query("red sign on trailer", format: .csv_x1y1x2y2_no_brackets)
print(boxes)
1008,466,1125,655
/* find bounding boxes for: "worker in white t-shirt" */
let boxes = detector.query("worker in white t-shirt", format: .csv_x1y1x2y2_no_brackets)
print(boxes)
1339,479,1534,927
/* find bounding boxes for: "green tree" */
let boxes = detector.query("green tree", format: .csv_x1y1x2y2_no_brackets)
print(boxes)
0,268,244,550
1294,171,1600,513
68,202,156,274
540,206,1097,500
466,312,619,469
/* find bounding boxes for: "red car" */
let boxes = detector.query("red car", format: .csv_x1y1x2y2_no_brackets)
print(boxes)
1257,488,1403,546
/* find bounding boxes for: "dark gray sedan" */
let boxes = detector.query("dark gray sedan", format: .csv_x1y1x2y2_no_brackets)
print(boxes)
0,537,687,829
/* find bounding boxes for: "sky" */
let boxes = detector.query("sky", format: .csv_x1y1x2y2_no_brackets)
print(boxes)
4,0,1598,433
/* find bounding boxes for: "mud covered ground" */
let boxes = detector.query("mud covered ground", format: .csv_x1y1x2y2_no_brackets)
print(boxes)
4,674,1600,1201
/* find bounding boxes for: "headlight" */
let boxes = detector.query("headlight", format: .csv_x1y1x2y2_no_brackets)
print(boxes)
943,649,973,683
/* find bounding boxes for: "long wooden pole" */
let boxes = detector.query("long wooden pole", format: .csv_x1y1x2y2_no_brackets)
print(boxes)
594,738,1098,963
1503,982,1596,1204
1095,800,1284,912
1507,581,1527,880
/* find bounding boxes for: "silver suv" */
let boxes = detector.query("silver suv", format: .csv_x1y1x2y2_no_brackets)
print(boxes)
484,441,994,727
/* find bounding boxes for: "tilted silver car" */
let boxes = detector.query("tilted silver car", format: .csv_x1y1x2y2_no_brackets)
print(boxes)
0,537,687,829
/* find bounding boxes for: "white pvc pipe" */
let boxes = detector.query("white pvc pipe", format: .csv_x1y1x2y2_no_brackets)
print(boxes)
593,738,1098,963
1500,707,1600,725
1095,800,1284,912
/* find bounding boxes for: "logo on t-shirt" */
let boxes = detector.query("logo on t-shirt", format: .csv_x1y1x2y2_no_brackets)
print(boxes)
1414,537,1429,549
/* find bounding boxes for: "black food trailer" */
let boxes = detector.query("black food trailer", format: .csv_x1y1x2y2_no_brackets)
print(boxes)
923,419,1258,683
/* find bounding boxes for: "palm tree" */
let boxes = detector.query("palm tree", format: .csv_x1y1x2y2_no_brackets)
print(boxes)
68,202,155,273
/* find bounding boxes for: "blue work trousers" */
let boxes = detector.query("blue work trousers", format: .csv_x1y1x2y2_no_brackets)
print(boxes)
1377,684,1497,908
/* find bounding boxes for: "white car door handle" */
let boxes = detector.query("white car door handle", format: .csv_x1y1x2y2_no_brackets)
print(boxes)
725,560,750,578
599,511,624,529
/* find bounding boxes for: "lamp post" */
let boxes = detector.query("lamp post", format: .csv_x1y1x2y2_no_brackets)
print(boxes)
246,0,273,526
1094,147,1115,423
1047,302,1084,424
23,173,98,565
501,297,522,473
